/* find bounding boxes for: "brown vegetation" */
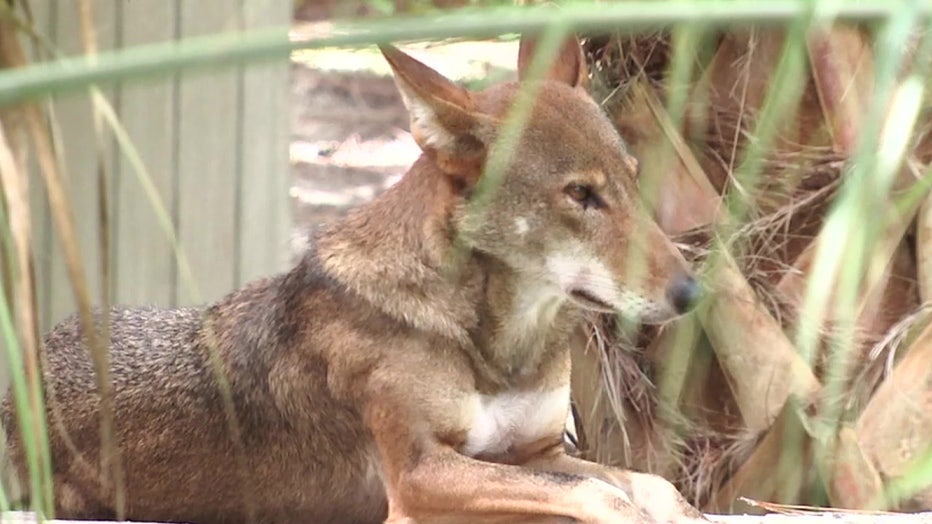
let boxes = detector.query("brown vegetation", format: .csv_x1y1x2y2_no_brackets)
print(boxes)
570,27,932,513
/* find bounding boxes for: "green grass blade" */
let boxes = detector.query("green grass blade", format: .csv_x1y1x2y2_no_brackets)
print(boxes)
0,2,929,107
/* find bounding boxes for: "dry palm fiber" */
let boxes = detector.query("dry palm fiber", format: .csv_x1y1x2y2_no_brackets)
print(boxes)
572,24,930,511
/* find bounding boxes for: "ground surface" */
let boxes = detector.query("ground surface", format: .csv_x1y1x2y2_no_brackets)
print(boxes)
289,62,413,234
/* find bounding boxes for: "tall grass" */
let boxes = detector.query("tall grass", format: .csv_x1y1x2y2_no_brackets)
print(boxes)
0,2,928,106
0,0,930,519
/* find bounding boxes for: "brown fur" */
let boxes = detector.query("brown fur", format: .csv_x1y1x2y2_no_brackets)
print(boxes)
2,37,704,523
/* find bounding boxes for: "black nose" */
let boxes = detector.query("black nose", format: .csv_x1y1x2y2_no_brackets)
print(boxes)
666,273,702,314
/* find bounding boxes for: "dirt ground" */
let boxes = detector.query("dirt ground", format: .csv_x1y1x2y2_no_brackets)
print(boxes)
290,64,418,225
289,63,414,232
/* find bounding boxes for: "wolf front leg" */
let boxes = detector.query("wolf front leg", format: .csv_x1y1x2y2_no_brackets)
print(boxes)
522,447,708,524
367,402,650,524
381,446,651,524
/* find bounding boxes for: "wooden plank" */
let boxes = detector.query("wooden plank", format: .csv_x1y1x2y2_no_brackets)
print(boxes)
714,513,932,524
174,0,240,305
236,1,291,285
24,0,54,332
46,1,118,325
112,0,176,307
3,511,932,524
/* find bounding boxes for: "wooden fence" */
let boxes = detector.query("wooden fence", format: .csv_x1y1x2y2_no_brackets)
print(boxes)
22,0,292,333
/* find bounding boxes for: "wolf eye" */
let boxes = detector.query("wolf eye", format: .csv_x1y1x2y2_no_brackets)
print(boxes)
565,184,590,202
564,184,602,210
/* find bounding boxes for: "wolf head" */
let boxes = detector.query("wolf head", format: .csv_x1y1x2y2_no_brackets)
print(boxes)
381,36,700,323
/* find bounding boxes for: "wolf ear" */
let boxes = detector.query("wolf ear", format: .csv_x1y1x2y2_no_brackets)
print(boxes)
380,45,494,185
517,34,588,89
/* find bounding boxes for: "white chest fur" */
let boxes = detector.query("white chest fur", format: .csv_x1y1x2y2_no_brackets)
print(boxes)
461,386,570,458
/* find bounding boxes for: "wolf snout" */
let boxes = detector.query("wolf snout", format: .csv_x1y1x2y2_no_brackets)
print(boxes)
666,273,702,314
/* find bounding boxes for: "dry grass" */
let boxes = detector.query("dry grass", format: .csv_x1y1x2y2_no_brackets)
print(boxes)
572,24,932,512
0,0,929,517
